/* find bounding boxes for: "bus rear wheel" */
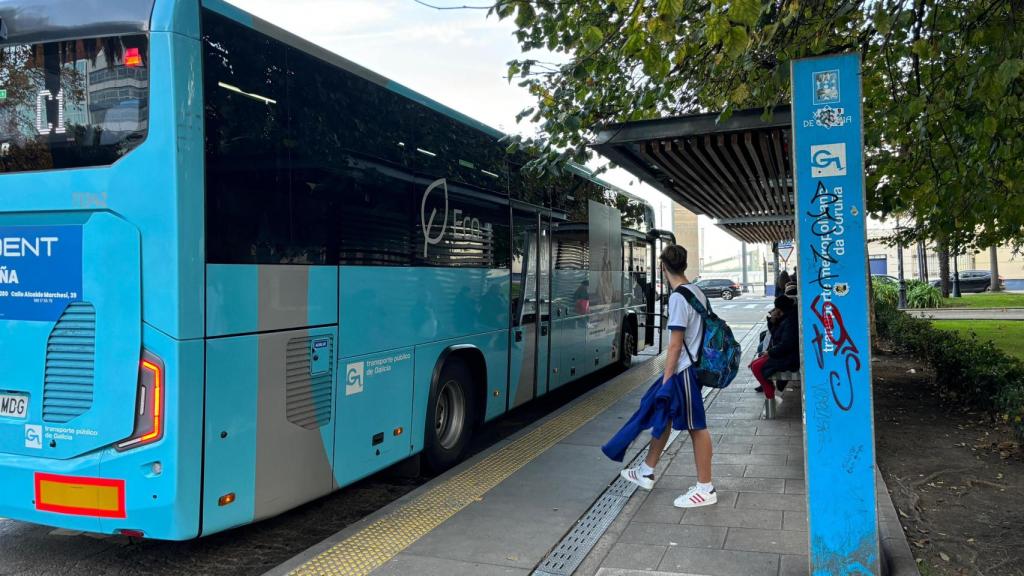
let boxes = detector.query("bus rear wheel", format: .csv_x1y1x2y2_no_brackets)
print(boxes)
425,361,476,473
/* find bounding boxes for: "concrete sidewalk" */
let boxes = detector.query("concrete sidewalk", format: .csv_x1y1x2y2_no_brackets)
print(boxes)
267,325,920,576
904,307,1024,320
574,333,920,576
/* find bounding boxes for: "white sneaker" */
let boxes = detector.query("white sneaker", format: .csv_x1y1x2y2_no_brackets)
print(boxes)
673,485,717,508
620,466,655,490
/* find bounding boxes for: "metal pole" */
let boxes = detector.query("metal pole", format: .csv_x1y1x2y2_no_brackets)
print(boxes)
763,256,768,296
741,241,748,293
897,240,907,308
534,213,541,395
952,247,962,298
896,219,907,308
918,240,928,282
773,244,780,296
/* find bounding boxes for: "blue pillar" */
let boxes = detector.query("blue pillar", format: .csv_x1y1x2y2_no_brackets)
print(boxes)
791,53,881,575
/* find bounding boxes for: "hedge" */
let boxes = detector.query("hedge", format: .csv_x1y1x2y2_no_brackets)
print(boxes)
874,290,1024,438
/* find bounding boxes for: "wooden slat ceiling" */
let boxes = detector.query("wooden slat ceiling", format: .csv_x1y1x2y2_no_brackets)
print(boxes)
592,106,794,244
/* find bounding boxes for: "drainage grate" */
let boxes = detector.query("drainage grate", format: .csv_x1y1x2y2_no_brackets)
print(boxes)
533,446,651,576
533,386,718,576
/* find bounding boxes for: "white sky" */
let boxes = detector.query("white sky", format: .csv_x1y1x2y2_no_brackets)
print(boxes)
226,0,746,258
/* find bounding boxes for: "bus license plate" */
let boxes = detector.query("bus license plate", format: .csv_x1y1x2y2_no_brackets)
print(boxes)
0,394,29,419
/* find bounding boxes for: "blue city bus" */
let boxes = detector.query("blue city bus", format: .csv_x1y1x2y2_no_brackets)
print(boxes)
0,0,659,539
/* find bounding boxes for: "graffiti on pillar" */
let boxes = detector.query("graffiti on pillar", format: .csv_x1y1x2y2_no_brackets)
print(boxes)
792,53,880,576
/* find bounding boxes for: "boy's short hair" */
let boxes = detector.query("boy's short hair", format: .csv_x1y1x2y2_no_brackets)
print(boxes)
659,245,688,275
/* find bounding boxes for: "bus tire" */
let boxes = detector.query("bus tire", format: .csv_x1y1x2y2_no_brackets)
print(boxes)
619,317,637,369
424,360,476,473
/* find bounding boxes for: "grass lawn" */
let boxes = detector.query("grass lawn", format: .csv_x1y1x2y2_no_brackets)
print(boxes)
941,292,1024,308
931,320,1024,361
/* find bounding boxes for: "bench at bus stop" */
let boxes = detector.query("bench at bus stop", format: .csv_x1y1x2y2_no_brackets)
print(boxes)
763,370,800,419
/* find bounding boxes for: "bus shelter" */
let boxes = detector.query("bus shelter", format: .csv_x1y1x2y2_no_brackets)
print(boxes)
593,105,794,245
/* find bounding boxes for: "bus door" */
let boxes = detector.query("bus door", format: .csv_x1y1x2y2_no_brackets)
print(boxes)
509,208,552,408
647,230,676,352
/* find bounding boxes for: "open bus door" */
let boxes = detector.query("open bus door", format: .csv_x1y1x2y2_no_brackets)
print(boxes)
646,230,676,354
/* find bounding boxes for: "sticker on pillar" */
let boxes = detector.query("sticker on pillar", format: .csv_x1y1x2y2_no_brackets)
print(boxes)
813,69,840,104
345,361,364,396
810,143,847,177
834,282,850,296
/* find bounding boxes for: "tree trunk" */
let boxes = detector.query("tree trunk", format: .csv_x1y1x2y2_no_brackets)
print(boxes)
991,246,1001,292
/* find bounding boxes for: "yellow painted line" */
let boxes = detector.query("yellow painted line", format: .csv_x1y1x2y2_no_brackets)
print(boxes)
288,356,665,576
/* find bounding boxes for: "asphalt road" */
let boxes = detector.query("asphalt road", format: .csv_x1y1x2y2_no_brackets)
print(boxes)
707,294,776,330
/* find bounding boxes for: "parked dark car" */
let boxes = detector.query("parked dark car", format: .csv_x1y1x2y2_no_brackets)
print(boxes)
695,278,742,300
930,270,1004,293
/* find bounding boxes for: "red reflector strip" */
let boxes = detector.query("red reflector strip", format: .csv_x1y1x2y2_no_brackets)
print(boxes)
34,473,126,518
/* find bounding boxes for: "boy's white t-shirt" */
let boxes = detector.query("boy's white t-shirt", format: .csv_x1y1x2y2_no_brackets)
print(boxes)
667,284,708,374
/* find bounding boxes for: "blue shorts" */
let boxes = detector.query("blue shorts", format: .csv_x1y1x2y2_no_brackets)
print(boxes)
672,366,707,431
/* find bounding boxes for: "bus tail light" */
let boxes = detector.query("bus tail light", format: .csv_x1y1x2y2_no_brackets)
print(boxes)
124,47,143,68
116,352,164,451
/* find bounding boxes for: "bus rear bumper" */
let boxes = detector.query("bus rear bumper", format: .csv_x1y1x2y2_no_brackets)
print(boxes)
0,444,199,540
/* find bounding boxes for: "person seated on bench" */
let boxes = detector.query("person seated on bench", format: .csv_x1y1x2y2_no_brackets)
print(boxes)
750,296,799,399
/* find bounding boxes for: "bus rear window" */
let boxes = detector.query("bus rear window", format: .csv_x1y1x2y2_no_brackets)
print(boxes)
0,35,149,173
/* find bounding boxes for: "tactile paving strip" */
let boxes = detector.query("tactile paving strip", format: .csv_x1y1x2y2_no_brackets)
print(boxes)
288,355,667,576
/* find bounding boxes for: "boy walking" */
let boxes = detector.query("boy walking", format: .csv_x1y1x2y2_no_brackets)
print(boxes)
602,245,716,508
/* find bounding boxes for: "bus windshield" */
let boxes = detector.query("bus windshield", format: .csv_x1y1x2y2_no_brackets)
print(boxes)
0,34,149,173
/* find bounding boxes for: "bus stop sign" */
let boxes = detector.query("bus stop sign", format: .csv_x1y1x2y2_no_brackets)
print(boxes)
792,53,881,575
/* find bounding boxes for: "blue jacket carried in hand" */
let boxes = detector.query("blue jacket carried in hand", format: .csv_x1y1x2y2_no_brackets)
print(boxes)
601,366,697,462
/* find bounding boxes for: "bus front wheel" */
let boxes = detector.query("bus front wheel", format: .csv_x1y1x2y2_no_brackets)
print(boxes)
425,361,476,472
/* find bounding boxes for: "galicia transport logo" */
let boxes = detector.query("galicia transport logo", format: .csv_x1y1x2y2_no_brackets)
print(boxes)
810,143,847,178
345,361,365,397
25,424,42,449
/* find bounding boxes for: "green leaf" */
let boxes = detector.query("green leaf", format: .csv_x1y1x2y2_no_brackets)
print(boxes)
515,3,536,28
731,82,750,104
723,25,750,58
623,33,644,55
583,26,604,51
911,39,931,59
706,14,729,45
657,0,685,18
996,59,1024,88
983,116,998,136
873,8,892,36
611,0,632,12
729,0,762,27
